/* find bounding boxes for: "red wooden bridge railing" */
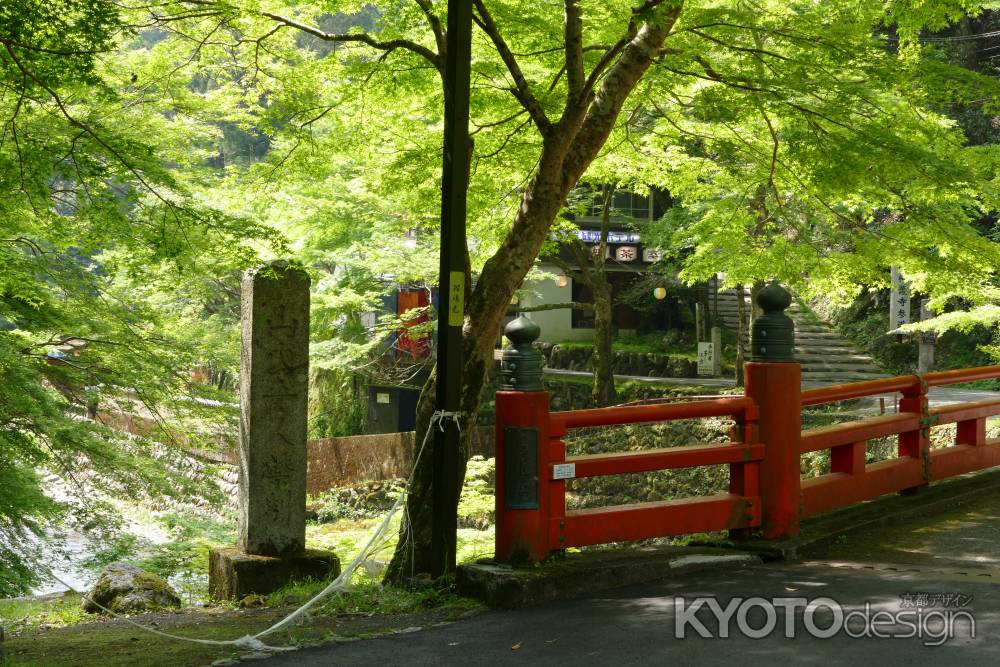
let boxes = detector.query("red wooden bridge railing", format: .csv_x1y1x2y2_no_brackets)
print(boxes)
799,365,1000,518
494,359,1000,564
494,389,762,563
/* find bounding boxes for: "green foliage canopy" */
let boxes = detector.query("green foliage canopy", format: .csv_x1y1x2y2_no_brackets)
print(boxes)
5,0,1000,589
0,0,279,595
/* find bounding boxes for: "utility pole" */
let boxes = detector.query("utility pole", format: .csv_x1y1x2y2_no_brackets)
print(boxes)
432,0,472,577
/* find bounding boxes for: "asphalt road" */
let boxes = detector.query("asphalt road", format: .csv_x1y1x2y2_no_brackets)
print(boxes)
261,561,1000,666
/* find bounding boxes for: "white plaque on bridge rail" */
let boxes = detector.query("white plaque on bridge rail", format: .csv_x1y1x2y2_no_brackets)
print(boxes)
553,463,576,480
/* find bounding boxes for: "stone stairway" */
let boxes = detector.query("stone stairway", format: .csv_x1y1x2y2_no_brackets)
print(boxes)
711,288,887,384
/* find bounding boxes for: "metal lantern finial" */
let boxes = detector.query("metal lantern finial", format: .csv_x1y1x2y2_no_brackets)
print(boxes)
500,316,544,391
751,281,796,362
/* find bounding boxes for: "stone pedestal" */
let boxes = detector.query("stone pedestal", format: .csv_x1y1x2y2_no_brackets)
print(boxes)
209,548,340,600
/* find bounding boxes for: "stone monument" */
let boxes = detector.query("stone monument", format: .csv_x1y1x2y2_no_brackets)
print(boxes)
209,262,339,600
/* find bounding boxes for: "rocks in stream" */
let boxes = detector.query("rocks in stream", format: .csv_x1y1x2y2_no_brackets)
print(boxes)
82,562,181,614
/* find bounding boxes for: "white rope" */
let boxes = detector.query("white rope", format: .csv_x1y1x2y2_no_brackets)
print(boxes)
40,569,291,653
39,409,464,654
403,409,463,581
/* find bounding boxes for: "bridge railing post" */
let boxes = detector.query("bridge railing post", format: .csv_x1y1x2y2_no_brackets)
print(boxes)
899,377,930,491
744,281,802,539
495,316,553,565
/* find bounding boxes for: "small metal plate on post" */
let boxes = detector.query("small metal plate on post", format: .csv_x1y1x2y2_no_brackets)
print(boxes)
552,463,576,480
448,271,465,327
504,426,539,509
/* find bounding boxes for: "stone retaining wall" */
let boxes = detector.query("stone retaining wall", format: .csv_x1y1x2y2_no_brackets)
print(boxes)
97,408,495,495
306,427,495,494
535,343,697,378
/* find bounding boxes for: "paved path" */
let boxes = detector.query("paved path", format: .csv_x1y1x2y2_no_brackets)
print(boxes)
262,491,1000,666
845,386,1000,412
545,367,1000,409
927,386,1000,406
544,367,739,388
816,482,1000,570
263,562,997,666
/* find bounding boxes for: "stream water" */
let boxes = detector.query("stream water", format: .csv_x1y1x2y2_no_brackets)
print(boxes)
28,528,95,595
23,474,175,598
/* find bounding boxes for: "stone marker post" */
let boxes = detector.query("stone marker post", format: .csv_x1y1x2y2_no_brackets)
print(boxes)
210,262,339,600
710,326,723,376
238,262,309,556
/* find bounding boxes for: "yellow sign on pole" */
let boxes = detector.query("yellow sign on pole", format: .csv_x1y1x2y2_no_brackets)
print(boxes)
448,271,464,327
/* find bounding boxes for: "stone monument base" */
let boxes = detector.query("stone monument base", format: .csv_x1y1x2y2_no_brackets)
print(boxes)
209,547,340,601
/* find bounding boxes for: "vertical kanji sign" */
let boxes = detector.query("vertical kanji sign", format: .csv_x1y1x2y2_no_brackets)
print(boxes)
448,271,464,327
697,342,715,376
890,266,910,331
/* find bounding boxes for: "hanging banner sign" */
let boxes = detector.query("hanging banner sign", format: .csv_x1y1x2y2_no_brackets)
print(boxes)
608,231,641,244
615,245,638,262
643,248,663,263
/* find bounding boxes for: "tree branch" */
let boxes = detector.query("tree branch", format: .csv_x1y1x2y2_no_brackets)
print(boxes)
689,28,790,62
472,0,551,132
580,0,675,98
2,44,179,213
0,36,112,57
519,301,594,312
562,2,684,188
655,61,770,94
581,33,633,98
259,10,443,73
561,238,592,283
475,116,531,160
596,184,613,272
413,0,446,58
565,0,585,102
470,108,528,135
749,29,781,212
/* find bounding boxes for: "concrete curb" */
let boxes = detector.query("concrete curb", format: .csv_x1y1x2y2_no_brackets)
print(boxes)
456,546,760,609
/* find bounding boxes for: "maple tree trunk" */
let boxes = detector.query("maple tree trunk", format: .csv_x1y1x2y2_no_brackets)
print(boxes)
384,5,683,583
735,283,747,387
592,277,617,407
